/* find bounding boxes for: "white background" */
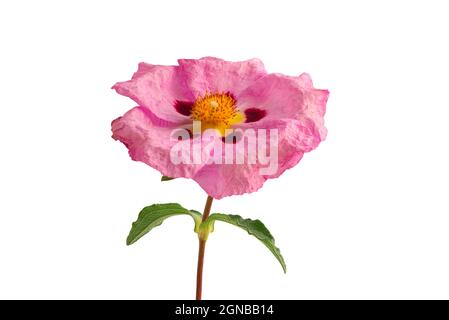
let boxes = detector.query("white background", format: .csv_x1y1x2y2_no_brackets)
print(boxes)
0,0,448,300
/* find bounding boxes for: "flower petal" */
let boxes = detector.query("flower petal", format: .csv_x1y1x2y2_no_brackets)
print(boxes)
178,57,267,97
236,74,304,120
112,63,194,123
192,119,313,199
112,106,212,178
236,73,329,140
193,162,266,199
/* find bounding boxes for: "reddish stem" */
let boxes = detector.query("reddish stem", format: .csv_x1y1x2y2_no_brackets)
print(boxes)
196,195,214,300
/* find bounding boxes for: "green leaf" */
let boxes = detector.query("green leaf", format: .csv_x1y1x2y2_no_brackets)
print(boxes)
127,203,201,245
161,176,174,181
203,214,287,273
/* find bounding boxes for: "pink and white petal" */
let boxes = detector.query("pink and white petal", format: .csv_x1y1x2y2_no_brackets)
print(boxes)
112,106,211,178
193,162,266,199
302,88,329,140
296,72,314,89
193,119,316,199
112,63,195,123
178,57,267,97
269,120,307,178
236,114,323,153
236,73,328,140
293,72,329,139
241,117,320,165
236,73,308,121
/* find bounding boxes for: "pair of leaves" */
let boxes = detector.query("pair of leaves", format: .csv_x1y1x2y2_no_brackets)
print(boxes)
126,203,286,273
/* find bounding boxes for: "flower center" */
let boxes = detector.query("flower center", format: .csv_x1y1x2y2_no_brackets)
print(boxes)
190,92,244,135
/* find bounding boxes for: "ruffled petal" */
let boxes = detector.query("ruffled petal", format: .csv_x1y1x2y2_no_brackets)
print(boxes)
112,63,194,123
237,73,306,120
236,73,329,141
112,106,212,178
193,162,265,199
192,119,310,199
178,57,267,97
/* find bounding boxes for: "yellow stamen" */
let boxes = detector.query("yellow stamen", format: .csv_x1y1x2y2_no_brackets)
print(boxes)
191,92,245,136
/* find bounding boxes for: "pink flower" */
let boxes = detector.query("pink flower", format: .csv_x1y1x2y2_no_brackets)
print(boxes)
112,57,328,199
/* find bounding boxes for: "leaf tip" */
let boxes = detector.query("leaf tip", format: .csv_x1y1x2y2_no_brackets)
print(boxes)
126,233,137,246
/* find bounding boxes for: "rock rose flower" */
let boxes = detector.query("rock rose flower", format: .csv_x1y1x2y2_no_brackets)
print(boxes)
113,57,330,299
112,57,328,199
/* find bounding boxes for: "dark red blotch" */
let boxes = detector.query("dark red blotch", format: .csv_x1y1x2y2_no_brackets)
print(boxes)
244,108,267,123
174,100,194,116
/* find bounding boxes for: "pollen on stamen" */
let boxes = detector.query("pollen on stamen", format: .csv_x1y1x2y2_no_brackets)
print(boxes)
190,92,243,134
